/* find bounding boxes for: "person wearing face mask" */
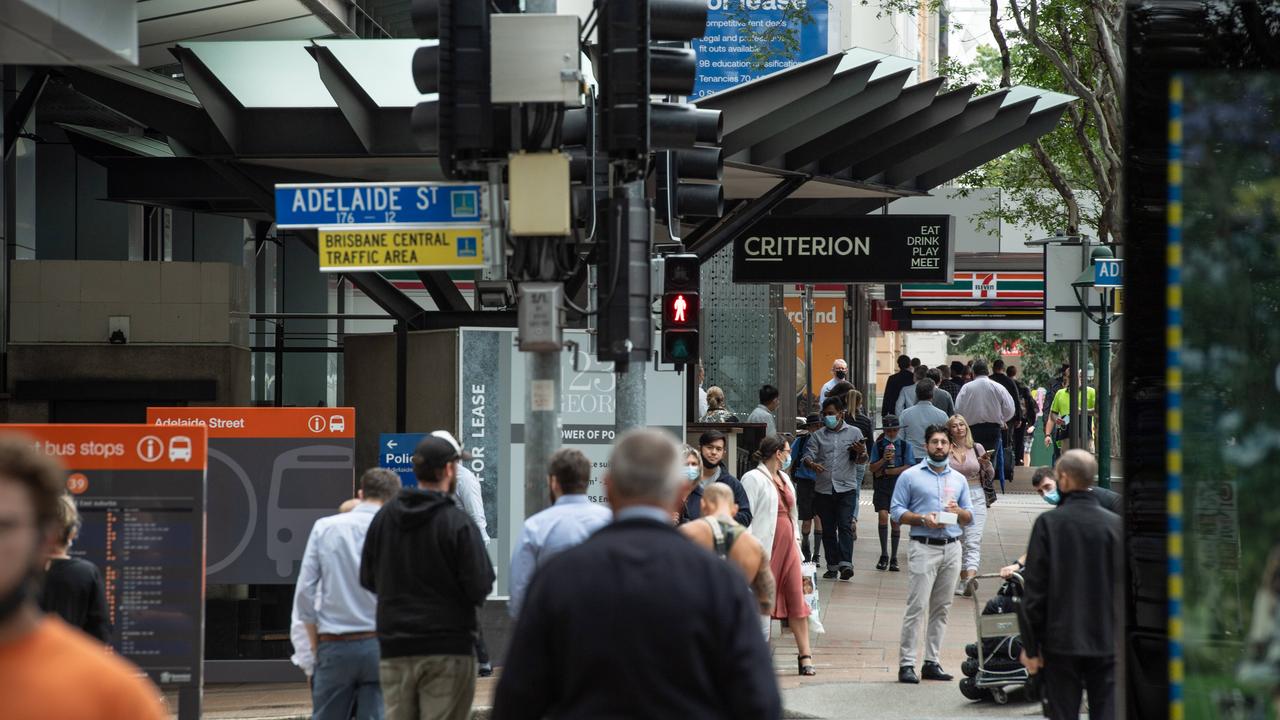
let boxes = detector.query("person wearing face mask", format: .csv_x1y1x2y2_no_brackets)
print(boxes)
998,464,1122,580
508,449,613,619
742,434,815,675
802,396,868,581
685,431,752,527
890,425,973,685
820,358,849,401
361,435,495,720
869,415,915,572
0,436,167,720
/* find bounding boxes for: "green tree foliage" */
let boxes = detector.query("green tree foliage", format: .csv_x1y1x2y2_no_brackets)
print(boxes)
723,1,817,71
953,332,1071,390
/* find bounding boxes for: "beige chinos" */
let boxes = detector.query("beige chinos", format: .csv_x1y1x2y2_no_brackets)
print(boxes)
899,539,962,667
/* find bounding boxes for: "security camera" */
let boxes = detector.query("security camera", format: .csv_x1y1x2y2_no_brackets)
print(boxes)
947,332,966,347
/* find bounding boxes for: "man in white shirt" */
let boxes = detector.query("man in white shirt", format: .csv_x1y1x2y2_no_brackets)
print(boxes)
954,359,1017,465
432,431,488,544
746,384,780,436
820,359,849,401
294,468,403,720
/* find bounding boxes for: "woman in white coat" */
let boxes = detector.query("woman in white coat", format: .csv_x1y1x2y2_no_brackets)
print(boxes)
741,434,815,675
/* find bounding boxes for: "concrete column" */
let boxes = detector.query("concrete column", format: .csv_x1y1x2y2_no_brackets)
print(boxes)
523,349,560,518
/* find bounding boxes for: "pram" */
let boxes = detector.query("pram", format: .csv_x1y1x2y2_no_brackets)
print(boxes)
958,572,1040,705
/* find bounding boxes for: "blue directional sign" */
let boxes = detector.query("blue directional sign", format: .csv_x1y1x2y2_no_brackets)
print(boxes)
379,433,427,487
1094,258,1124,288
275,182,485,229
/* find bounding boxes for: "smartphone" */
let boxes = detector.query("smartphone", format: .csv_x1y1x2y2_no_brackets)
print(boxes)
982,449,995,459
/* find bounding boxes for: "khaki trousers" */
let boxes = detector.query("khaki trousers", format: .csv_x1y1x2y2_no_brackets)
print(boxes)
899,539,962,667
379,654,476,720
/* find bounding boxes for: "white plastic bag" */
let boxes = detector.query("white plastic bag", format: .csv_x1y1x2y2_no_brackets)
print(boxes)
801,561,825,635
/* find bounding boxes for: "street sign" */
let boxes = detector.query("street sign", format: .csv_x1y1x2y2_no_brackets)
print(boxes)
274,182,486,228
379,433,427,486
732,215,954,284
1094,257,1124,287
317,226,486,272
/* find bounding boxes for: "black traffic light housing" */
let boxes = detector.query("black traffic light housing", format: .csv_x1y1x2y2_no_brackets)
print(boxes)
661,253,700,365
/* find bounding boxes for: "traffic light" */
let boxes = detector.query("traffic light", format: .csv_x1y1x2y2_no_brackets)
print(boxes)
661,253,700,365
410,0,514,179
656,144,724,222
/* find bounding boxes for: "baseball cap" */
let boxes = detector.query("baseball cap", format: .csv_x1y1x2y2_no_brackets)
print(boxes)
413,435,460,475
431,430,474,461
882,415,901,430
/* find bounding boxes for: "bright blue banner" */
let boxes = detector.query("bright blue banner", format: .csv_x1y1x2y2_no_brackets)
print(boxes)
275,182,485,228
379,433,427,487
693,0,830,99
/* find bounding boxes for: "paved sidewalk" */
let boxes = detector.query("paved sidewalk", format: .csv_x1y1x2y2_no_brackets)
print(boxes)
187,474,1048,719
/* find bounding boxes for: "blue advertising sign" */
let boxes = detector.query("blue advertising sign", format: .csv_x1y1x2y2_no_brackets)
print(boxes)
379,433,426,487
1094,258,1124,288
275,182,485,229
694,0,830,98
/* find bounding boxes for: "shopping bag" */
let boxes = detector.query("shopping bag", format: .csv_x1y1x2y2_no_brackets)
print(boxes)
801,561,825,635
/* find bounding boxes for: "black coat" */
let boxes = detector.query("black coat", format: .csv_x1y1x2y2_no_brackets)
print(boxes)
360,488,495,658
1022,491,1121,657
40,557,110,642
684,466,752,527
881,369,915,419
492,517,782,720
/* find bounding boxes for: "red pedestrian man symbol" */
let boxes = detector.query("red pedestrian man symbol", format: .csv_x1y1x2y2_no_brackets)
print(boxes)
673,294,688,323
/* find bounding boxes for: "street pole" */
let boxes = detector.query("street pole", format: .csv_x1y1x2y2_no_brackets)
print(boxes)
524,349,560,518
803,285,814,408
1097,290,1112,488
615,180,649,433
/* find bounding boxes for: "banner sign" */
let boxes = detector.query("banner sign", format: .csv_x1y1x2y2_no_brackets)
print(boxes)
147,408,355,584
694,1,830,98
898,272,1045,302
317,226,486,272
379,432,427,487
275,182,486,228
732,215,954,284
4,424,207,692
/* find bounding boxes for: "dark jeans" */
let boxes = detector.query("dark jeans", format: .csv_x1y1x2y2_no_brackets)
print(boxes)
1041,653,1115,720
1013,423,1027,465
971,423,1001,462
814,488,858,569
312,637,383,720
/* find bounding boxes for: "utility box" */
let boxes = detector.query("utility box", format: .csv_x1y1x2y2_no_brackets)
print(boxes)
509,151,571,236
490,14,583,106
518,283,565,352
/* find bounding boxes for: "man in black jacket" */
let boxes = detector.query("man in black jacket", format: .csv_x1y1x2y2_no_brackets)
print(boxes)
493,429,782,720
361,435,494,720
1019,450,1121,720
880,354,915,419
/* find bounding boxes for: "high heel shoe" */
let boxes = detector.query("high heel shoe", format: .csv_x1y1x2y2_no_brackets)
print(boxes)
798,655,816,676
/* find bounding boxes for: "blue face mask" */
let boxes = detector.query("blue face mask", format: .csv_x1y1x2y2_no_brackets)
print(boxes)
781,454,792,471
684,465,700,483
926,457,949,470
1042,489,1061,505
823,415,839,429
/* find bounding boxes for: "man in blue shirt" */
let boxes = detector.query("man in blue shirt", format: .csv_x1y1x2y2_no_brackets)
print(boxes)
508,448,613,618
802,396,868,581
791,414,822,563
294,467,403,720
869,415,915,573
890,424,973,685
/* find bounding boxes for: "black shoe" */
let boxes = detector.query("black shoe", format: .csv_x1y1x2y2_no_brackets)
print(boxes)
797,654,816,676
898,666,920,684
839,566,854,581
875,555,889,571
822,569,839,579
921,662,953,681
888,558,900,572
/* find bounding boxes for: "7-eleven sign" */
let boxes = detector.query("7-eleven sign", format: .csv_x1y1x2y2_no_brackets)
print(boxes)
973,273,997,298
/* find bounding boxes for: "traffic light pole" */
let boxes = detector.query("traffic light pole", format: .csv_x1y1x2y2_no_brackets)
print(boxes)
524,348,560,518
615,181,648,434
1098,291,1112,488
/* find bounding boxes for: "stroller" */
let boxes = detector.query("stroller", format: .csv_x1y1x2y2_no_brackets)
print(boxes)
958,572,1040,705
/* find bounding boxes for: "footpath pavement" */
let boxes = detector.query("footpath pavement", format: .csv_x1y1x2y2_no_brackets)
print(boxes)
190,468,1048,720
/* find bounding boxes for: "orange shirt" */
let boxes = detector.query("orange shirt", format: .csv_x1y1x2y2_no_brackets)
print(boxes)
0,616,167,720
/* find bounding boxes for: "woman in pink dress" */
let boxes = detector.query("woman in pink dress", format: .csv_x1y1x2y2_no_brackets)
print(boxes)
754,434,815,675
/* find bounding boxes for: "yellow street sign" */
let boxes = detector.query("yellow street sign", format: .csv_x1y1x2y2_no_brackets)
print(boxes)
1113,288,1124,315
317,226,486,272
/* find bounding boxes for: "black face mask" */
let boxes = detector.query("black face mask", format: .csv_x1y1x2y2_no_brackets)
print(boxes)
701,454,719,470
834,370,847,379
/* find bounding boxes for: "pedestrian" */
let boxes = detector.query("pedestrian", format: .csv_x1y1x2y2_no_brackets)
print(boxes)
881,354,915,419
1000,463,1122,579
820,358,849,400
679,482,776,620
492,430,783,719
945,415,995,596
790,414,823,563
743,434,816,674
700,386,739,423
954,359,1016,475
292,497,362,683
0,436,167,720
1044,370,1097,462
1019,450,1121,720
846,389,874,442
747,384,781,435
890,425,974,684
696,361,709,418
989,359,1023,486
801,396,867,580
899,379,950,459
508,448,612,618
1007,365,1037,466
686,430,752,527
361,435,495,720
675,445,703,524
869,415,915,572
939,364,962,398
39,494,109,643
896,366,955,417
910,357,921,370
295,468,402,720
431,431,492,676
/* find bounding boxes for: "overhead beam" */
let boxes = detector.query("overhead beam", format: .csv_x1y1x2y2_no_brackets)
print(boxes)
3,69,48,161
416,271,469,312
820,85,979,176
689,175,808,262
308,43,420,154
293,229,428,327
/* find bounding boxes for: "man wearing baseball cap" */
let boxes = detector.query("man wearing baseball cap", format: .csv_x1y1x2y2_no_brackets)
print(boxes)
361,435,495,720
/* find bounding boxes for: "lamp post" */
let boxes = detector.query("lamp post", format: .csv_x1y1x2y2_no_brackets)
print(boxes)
1072,246,1122,487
